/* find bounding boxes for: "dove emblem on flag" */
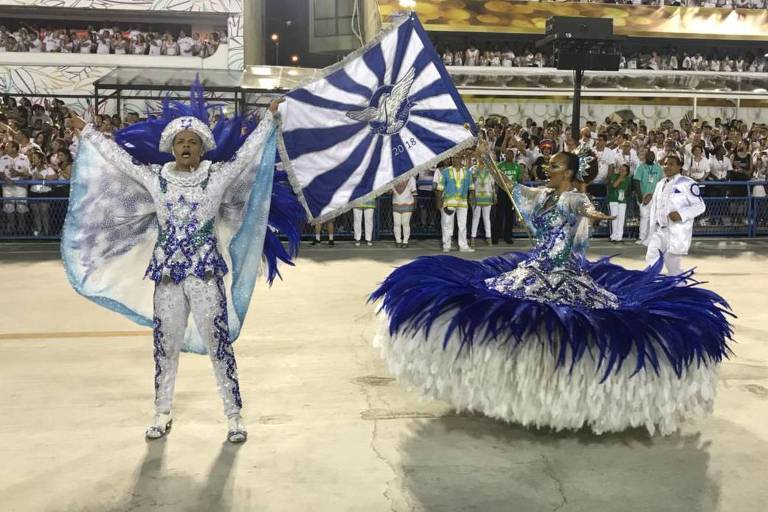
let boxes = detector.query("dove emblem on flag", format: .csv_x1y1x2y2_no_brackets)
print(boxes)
345,68,416,135
277,13,477,223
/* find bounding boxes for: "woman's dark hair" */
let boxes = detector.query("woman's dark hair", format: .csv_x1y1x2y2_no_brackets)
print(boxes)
559,150,598,184
57,148,72,164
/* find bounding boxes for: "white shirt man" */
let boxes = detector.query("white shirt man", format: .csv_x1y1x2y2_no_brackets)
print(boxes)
178,35,195,56
645,157,706,276
0,148,31,217
43,32,61,52
79,37,92,53
614,145,639,176
709,156,732,180
96,37,111,54
593,145,616,184
28,36,42,52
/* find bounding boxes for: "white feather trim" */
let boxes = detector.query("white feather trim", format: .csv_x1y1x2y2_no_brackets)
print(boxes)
373,314,719,435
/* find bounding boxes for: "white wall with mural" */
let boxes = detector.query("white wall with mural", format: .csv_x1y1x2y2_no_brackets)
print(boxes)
0,0,243,108
464,99,757,128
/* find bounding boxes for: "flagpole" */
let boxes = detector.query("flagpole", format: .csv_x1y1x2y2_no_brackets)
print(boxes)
477,144,534,242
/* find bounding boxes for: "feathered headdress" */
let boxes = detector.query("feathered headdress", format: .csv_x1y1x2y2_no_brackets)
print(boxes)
576,152,594,182
114,78,257,165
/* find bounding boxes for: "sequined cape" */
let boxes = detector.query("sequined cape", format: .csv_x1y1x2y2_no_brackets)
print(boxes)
371,184,733,378
62,116,284,354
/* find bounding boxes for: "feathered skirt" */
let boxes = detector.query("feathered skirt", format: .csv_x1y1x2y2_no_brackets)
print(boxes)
370,253,734,435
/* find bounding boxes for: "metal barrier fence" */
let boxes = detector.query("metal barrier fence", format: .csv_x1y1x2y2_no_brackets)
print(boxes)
1,180,766,240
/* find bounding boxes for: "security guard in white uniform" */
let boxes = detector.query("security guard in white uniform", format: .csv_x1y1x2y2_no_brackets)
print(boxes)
645,154,706,275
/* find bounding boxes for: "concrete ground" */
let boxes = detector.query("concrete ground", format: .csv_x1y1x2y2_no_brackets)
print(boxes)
0,238,766,512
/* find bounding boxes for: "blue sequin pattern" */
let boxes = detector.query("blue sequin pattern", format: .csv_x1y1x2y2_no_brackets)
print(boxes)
486,184,619,309
142,161,235,284
152,316,166,395
145,193,228,284
213,278,242,409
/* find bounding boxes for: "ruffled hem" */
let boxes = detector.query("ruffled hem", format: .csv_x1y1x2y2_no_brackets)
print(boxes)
374,315,718,435
370,252,734,377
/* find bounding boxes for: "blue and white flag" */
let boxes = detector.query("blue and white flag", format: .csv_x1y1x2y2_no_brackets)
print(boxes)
278,13,477,223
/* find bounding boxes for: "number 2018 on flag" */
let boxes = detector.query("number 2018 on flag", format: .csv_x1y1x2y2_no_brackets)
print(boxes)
393,138,417,155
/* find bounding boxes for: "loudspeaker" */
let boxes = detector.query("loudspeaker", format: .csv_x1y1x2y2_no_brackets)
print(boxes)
555,49,620,71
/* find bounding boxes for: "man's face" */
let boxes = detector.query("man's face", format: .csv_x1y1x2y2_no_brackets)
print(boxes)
173,130,204,170
4,142,17,157
664,157,681,177
596,137,605,150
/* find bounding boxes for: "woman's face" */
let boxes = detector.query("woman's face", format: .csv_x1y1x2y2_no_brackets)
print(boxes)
57,151,70,165
30,152,42,166
546,153,570,188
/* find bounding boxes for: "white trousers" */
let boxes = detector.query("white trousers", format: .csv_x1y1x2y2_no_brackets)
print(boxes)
393,211,412,244
153,276,242,418
645,228,684,275
441,207,469,250
353,208,374,242
609,202,627,241
471,205,492,239
638,201,651,242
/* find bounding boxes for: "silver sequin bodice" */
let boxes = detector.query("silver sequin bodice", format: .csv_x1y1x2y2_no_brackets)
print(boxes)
485,185,619,309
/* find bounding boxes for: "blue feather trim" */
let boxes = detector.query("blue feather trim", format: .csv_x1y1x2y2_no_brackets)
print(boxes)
262,172,305,285
370,253,734,378
114,78,254,165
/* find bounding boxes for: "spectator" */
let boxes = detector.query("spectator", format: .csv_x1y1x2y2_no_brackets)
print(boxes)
162,32,179,56
493,147,524,245
311,222,335,246
178,30,195,56
391,176,417,248
96,31,111,54
0,140,31,233
633,150,664,244
615,140,640,176
27,149,57,236
436,153,474,253
590,133,616,196
353,199,376,247
469,153,495,247
608,163,632,242
684,145,710,181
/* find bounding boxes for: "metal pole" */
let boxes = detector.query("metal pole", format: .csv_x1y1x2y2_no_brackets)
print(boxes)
571,69,584,136
736,97,741,119
693,96,698,119
94,86,100,120
275,42,279,66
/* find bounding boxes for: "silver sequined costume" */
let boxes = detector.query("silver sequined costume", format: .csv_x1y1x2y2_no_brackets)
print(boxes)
71,111,277,418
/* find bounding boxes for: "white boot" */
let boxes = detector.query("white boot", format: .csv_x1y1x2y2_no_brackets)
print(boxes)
227,414,247,443
145,412,172,440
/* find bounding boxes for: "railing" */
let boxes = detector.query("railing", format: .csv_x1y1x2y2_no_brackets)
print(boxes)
1,180,766,241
